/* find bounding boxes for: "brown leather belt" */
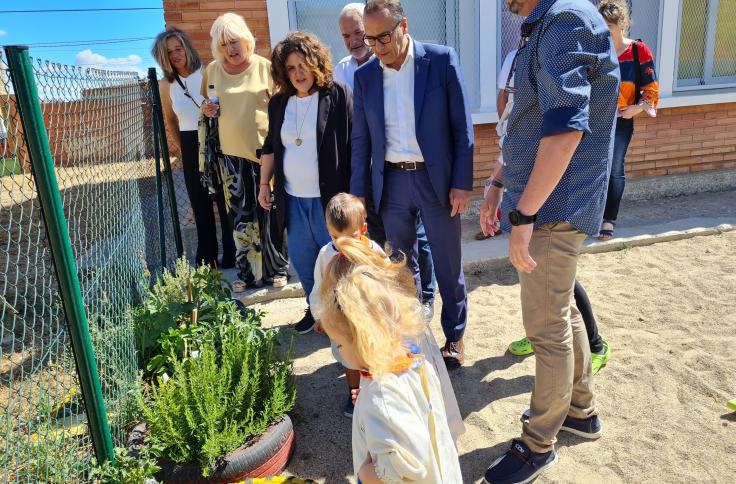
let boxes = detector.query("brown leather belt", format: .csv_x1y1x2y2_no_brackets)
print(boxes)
385,160,426,171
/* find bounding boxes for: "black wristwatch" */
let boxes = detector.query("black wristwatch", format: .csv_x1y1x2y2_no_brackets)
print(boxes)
508,209,537,226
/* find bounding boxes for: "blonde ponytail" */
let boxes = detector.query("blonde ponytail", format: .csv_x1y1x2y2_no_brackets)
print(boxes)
319,237,425,377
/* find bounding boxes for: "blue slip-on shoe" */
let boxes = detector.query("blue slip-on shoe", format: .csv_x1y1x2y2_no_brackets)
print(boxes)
560,414,603,439
484,439,557,484
520,409,603,439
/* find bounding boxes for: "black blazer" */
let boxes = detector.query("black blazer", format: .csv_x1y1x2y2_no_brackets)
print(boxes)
262,81,353,230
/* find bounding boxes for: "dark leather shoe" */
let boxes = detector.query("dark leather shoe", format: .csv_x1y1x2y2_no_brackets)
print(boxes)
441,339,465,370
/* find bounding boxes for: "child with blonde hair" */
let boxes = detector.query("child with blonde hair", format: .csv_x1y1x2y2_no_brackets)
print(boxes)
310,193,385,417
318,236,463,483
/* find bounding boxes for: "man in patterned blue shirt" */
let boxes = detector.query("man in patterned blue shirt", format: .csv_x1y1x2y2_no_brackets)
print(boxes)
483,0,620,482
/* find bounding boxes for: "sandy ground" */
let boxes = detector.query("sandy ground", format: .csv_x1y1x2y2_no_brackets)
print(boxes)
255,232,736,483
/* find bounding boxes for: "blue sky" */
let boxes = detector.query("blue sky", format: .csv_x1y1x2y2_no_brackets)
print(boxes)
0,1,166,77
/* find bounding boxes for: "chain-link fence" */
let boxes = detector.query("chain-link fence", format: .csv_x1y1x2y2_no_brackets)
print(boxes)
1,49,180,482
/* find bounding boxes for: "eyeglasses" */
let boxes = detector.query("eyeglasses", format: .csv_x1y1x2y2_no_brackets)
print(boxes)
363,18,403,46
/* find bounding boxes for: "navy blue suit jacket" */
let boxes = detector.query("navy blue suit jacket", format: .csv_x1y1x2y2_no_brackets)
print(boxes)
350,40,474,211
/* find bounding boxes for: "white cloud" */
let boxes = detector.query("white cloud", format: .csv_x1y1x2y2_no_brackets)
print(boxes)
0,30,7,36
74,49,145,77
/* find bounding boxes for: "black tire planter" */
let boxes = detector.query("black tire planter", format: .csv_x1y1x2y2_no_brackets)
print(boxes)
127,415,295,483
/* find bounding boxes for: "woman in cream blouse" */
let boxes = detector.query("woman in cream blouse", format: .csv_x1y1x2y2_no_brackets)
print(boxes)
201,12,288,290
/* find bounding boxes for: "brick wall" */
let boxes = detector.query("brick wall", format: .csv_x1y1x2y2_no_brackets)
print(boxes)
471,102,736,194
163,1,736,195
163,0,272,63
3,84,154,171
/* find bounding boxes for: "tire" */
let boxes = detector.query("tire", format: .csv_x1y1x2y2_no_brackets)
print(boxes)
128,415,295,483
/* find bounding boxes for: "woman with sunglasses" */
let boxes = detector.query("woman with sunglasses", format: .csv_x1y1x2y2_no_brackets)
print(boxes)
152,28,235,268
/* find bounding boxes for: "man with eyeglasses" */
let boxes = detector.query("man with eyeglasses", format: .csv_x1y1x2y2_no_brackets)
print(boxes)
482,0,619,483
350,0,474,370
335,2,438,322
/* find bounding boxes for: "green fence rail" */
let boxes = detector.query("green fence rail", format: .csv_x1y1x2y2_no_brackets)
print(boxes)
0,48,185,481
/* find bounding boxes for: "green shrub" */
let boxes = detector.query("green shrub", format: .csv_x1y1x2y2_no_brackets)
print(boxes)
140,319,295,475
89,446,160,484
132,258,231,377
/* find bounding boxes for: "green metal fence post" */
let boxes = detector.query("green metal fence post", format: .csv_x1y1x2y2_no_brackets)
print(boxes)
4,45,115,465
149,71,168,270
148,68,184,259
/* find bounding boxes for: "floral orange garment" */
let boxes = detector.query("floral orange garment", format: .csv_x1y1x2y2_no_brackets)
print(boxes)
617,40,658,116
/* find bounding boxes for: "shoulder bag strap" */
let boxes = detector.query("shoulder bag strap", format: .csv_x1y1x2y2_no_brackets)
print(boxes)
174,73,201,109
632,40,642,105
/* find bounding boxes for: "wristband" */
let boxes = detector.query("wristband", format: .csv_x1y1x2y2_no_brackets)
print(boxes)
483,176,504,198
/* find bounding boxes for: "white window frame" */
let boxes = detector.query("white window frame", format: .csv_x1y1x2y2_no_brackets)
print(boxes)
267,0,736,124
267,0,498,124
673,0,736,91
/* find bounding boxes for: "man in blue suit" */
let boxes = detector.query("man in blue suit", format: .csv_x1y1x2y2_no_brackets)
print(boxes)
350,0,474,369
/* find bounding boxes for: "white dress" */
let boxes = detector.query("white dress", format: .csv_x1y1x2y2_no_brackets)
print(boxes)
352,361,463,483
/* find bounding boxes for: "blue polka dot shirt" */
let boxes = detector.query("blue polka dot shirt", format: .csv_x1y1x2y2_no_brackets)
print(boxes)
501,0,621,236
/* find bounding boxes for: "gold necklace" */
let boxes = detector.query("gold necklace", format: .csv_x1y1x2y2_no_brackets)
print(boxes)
295,93,315,147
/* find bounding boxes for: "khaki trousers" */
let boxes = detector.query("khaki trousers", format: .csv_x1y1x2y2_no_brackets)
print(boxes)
519,222,596,453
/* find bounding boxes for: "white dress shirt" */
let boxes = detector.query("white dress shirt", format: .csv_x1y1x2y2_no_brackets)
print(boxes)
382,36,424,163
334,55,359,91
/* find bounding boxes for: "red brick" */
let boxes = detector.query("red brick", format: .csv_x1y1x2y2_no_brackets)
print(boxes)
669,119,696,130
667,166,691,175
201,1,236,9
165,12,182,21
167,21,204,30
690,148,714,156
690,163,715,172
187,30,212,40
638,168,668,177
644,151,671,161
182,10,220,20
716,117,736,126
165,1,200,9
701,154,724,163
705,110,728,119
629,161,656,170
702,139,729,148
654,159,680,168
234,0,265,8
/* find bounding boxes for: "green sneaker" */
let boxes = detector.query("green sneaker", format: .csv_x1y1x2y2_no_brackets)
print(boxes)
728,399,736,411
509,336,534,356
591,341,610,375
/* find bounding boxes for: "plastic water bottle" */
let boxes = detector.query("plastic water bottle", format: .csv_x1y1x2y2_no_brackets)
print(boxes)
206,84,219,117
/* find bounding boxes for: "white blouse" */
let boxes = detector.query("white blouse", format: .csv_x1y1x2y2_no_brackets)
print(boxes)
281,92,320,198
168,67,205,131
